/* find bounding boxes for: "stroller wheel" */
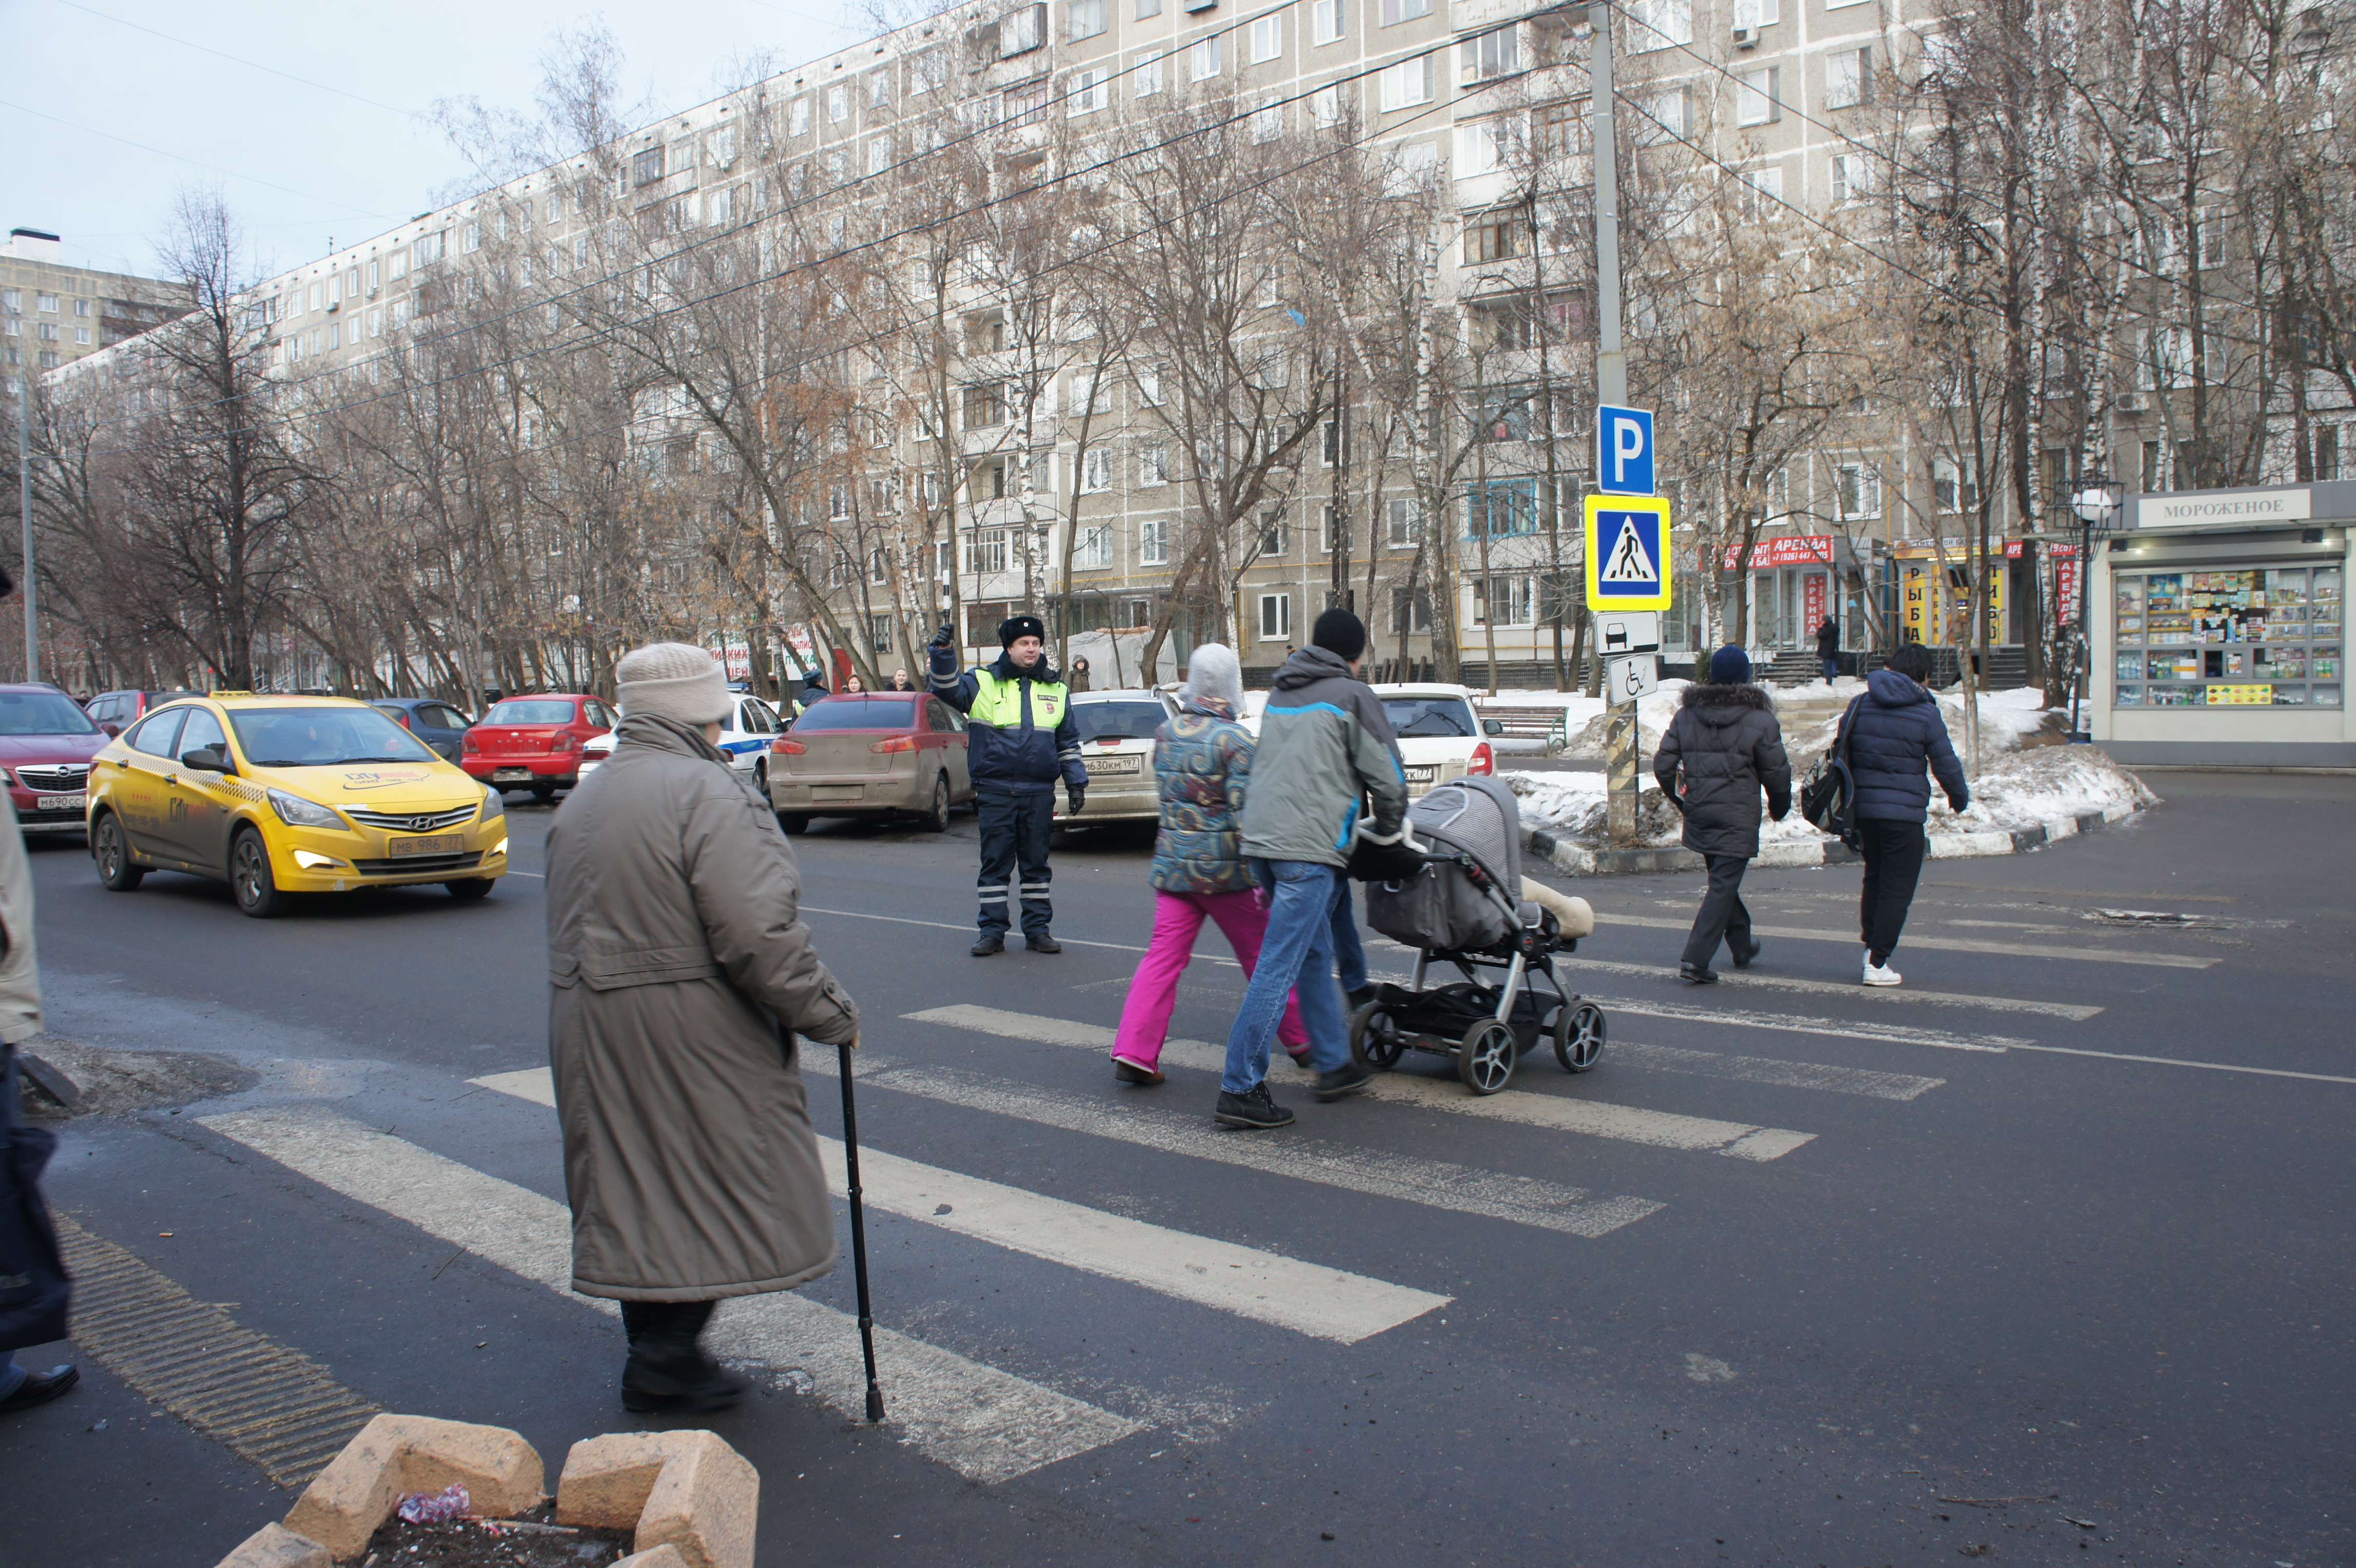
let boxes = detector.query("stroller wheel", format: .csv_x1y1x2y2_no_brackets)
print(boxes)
1457,1020,1518,1096
1350,1002,1405,1072
1554,1001,1607,1073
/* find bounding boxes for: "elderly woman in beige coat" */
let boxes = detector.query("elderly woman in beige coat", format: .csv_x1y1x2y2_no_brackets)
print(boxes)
547,641,859,1413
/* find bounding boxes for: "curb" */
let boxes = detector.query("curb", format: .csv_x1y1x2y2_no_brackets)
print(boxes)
1524,803,2142,876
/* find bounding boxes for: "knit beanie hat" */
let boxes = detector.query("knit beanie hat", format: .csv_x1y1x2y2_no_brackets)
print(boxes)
1183,642,1245,712
616,641,732,725
1708,644,1753,685
1311,607,1367,662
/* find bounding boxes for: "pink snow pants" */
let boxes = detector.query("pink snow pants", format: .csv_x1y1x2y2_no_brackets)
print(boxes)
1112,889,1307,1069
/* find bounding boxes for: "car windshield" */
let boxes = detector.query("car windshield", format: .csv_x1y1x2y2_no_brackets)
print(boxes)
227,707,440,767
0,692,101,736
1072,701,1167,742
793,697,920,731
1381,696,1476,739
484,699,578,725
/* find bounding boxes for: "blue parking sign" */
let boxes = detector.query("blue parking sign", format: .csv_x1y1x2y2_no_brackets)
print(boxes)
1583,495,1673,612
1596,404,1655,496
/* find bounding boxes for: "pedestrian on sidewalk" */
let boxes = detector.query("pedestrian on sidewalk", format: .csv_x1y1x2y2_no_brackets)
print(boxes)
1848,642,1969,987
1215,610,1409,1129
546,642,860,1414
1654,645,1792,985
933,614,1086,954
889,669,914,692
0,574,77,1416
1816,616,1841,683
1108,645,1308,1085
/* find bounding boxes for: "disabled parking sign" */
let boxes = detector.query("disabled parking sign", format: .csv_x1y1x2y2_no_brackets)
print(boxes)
1583,495,1674,613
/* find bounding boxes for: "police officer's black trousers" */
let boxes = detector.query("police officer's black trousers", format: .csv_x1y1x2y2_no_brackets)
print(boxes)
976,791,1055,937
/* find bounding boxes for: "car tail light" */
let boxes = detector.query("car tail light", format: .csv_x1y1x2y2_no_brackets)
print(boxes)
1468,741,1495,776
462,733,480,754
551,730,578,751
771,739,806,755
869,734,919,754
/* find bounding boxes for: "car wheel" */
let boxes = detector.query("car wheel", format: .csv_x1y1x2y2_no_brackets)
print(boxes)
92,812,144,892
529,783,557,802
229,828,286,918
922,774,951,833
444,877,496,901
777,813,810,835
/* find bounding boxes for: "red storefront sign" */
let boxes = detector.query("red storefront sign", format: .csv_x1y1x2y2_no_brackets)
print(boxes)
1803,572,1829,633
1723,534,1836,570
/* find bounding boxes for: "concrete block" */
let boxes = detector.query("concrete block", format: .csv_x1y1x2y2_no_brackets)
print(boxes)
213,1522,331,1568
281,1413,545,1559
614,1549,692,1568
557,1430,758,1568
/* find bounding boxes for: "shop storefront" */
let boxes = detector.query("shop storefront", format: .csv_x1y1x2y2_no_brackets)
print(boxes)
2092,480,2355,766
1726,535,1873,651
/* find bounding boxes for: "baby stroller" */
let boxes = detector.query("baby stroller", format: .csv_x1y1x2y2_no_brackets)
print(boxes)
1354,776,1606,1095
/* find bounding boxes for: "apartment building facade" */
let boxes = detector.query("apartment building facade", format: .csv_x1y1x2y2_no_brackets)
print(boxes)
3,228,184,396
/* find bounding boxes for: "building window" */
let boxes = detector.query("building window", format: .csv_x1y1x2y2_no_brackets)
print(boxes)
963,383,1006,428
1835,462,1881,520
1260,508,1289,557
1252,99,1284,141
912,47,947,92
967,528,1011,575
1070,0,1107,39
1625,0,1693,48
632,146,665,187
1455,119,1507,178
1250,14,1283,61
1,290,17,311
1311,84,1345,127
1392,587,1433,634
1141,443,1169,485
1474,574,1537,625
1475,384,1535,442
1464,215,1524,263
1735,66,1781,126
2316,424,2342,482
1638,88,1689,145
1137,0,1161,15
1379,0,1430,23
1068,67,1109,114
1387,497,1424,545
1074,524,1114,570
1258,592,1292,642
1082,446,1113,491
1466,479,1540,536
1830,154,1859,203
1462,27,1518,83
416,230,445,264
74,326,90,345
1135,49,1165,94
1191,35,1221,80
1141,518,1171,565
73,298,90,317
791,96,812,134
36,295,58,313
869,71,891,108
1739,163,1784,218
1002,2,1047,54
1824,47,1871,110
1311,0,1344,43
1138,363,1165,404
1379,56,1433,109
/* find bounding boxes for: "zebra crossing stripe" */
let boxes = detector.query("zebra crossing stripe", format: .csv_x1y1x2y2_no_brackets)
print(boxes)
474,1070,1449,1343
905,1005,1818,1161
199,1106,1143,1485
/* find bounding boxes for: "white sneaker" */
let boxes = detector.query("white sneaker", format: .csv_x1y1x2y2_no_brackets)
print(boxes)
1862,950,1902,987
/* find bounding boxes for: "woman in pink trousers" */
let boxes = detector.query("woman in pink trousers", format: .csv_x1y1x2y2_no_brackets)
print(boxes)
1110,644,1306,1084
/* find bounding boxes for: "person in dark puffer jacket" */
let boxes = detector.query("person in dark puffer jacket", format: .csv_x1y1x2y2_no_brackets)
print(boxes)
1653,645,1792,983
1846,641,1968,987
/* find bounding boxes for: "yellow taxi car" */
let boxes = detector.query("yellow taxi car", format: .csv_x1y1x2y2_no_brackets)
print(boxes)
86,693,507,917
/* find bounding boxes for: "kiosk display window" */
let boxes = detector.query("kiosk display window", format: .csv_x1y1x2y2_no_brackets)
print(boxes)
2113,566,2342,709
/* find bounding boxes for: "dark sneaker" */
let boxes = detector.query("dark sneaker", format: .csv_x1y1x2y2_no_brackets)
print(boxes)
1214,1082,1295,1130
1679,962,1720,985
1026,933,1064,953
0,1363,77,1414
1346,985,1378,1011
1730,936,1762,970
1111,1054,1164,1086
1314,1062,1374,1102
971,933,1006,956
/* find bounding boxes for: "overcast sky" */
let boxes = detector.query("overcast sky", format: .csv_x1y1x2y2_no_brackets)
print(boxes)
3,0,871,282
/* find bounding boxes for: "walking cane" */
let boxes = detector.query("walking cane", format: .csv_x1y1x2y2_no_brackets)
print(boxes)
836,1039,888,1422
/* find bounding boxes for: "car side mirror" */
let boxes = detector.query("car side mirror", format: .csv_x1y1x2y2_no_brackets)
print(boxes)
1481,719,1504,737
101,721,122,737
180,747,234,775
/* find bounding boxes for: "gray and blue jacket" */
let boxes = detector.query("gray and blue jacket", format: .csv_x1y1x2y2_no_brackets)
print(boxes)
1236,646,1407,869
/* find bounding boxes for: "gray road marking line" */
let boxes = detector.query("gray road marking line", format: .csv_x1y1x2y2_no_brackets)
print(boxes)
472,1070,1447,1343
1572,996,2019,1054
905,1004,1815,1163
1598,913,2217,969
202,1105,1143,1484
2001,1043,2356,1086
1603,1041,1946,1100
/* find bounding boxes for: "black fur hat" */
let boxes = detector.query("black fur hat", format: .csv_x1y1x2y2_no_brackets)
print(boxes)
998,614,1047,646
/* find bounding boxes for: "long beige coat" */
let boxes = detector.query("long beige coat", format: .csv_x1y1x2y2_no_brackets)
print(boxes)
546,714,858,1302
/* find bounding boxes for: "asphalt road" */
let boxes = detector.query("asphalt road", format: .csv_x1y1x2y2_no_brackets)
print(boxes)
4,769,2351,1567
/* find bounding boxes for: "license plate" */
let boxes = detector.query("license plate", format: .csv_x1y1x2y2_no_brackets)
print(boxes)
812,786,862,802
1405,765,1439,782
387,834,464,857
1084,756,1142,776
493,768,532,782
36,793,86,811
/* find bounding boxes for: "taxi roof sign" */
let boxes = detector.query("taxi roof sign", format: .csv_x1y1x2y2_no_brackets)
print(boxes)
1583,495,1674,613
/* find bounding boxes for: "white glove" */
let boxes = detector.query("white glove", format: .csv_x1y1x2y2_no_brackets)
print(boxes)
1357,821,1424,852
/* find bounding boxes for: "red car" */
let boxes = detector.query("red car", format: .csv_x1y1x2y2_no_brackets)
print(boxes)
1,683,111,837
460,693,617,800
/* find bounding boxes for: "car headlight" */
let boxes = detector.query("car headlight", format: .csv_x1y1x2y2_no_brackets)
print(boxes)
479,787,505,823
267,788,344,828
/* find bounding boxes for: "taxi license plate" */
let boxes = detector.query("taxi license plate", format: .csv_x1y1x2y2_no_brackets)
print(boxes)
493,768,533,782
387,834,464,858
1405,765,1439,782
36,793,86,812
1084,756,1141,776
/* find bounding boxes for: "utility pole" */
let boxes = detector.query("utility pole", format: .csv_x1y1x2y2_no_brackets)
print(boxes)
1591,1,1638,842
16,376,36,683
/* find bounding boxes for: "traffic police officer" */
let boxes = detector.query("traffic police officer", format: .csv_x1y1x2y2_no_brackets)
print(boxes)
931,614,1086,954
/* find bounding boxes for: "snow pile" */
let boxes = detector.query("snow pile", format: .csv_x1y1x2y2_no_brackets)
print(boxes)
1564,681,1691,759
1933,744,2161,833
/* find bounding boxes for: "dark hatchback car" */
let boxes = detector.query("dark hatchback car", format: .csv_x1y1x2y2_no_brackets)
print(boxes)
371,697,475,763
85,688,205,737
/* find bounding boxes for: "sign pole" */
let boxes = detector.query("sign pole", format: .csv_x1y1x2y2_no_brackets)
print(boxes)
1588,13,1639,837
16,376,35,683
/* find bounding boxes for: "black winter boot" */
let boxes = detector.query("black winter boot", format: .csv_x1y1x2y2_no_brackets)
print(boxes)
620,1301,747,1414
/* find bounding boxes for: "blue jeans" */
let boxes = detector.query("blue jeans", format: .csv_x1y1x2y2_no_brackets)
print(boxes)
1329,879,1367,992
1822,657,1840,682
1222,861,1351,1092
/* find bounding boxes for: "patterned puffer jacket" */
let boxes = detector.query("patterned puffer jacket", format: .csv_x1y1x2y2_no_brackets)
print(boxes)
1147,697,1260,896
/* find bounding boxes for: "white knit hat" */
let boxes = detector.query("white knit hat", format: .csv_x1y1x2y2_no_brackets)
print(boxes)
1183,642,1244,712
616,641,732,726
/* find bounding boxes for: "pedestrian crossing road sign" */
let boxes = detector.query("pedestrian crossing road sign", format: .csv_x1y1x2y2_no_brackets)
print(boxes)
1583,495,1674,612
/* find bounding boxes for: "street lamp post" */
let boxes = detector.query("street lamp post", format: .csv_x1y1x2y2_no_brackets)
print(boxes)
2067,484,2120,744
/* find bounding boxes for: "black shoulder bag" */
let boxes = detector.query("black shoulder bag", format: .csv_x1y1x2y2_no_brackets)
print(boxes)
1799,695,1866,849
